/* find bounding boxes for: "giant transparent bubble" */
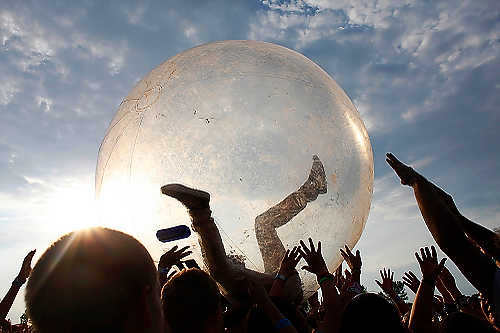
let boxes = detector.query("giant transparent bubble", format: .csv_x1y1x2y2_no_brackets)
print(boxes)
96,40,373,297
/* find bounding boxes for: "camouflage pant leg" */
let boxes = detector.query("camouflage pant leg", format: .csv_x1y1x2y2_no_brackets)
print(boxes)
255,191,308,273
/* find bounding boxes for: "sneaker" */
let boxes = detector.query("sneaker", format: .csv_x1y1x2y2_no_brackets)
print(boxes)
161,183,210,210
310,155,327,194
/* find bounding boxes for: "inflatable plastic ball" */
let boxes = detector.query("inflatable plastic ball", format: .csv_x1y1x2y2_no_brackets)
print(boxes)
96,40,373,297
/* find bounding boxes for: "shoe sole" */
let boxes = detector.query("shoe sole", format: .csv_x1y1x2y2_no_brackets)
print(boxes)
161,183,210,201
312,155,328,194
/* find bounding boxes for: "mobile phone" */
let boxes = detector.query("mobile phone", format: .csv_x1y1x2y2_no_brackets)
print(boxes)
156,225,191,242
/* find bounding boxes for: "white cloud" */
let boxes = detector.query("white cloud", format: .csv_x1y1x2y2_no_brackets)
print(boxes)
408,156,434,169
122,2,149,26
248,7,343,50
353,96,383,133
71,33,128,76
0,79,20,106
36,96,52,113
1,7,129,76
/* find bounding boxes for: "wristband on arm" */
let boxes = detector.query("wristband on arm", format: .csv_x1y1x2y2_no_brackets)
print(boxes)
275,273,287,281
275,318,292,330
158,266,171,274
317,273,334,285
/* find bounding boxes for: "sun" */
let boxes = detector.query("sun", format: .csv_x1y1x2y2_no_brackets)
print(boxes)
42,179,100,234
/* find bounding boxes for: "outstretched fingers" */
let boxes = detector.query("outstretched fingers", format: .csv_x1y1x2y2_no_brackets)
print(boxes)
431,245,437,259
167,245,179,253
415,251,423,265
424,247,432,260
408,271,418,280
300,240,311,255
309,237,316,253
283,249,290,261
290,247,301,266
437,258,447,273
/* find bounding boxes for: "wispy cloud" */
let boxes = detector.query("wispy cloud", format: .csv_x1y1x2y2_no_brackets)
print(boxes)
1,0,499,322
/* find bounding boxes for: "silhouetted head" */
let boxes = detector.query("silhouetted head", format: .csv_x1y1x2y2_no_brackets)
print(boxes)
340,293,404,333
161,268,223,333
441,312,496,333
26,227,163,333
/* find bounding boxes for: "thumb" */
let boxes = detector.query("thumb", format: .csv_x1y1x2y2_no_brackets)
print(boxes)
301,265,312,273
436,258,447,274
375,280,382,288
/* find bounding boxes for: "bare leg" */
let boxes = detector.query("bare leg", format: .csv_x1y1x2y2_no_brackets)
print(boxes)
431,182,500,262
386,153,497,299
255,155,327,273
411,178,496,296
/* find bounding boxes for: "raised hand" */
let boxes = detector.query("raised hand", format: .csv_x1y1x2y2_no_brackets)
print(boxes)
375,268,395,296
278,246,301,278
438,266,456,288
385,153,420,186
402,271,421,294
298,238,328,276
159,245,192,271
18,250,36,282
415,246,446,283
339,245,361,272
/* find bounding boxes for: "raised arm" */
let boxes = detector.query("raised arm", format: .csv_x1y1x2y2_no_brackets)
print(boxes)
409,246,446,333
299,238,341,333
269,247,301,299
0,250,35,320
402,270,420,295
158,245,192,287
248,280,298,333
339,245,361,284
376,268,410,315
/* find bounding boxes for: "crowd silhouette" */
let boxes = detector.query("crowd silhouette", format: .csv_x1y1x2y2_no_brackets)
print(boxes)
1,153,498,332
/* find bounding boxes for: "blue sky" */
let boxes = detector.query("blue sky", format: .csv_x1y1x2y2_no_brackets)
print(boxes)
1,0,499,322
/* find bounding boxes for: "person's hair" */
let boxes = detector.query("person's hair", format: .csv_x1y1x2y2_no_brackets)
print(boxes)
161,268,221,333
340,293,405,333
440,312,496,333
26,227,158,333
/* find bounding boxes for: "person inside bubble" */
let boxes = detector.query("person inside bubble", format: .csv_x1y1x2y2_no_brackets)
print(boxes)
160,155,328,302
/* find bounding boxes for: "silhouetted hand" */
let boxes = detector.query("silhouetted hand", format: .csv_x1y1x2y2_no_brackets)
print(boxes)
415,246,446,283
298,238,328,276
386,153,419,186
343,269,352,284
339,245,361,271
402,271,420,294
159,245,192,271
278,247,301,278
438,266,456,288
376,268,395,296
18,250,36,282
333,264,343,289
